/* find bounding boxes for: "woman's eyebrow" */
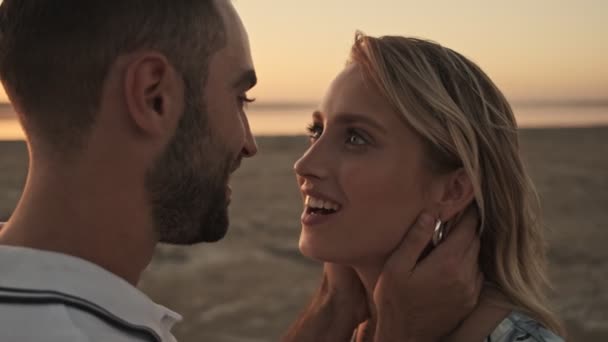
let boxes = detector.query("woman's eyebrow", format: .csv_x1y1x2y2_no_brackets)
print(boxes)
332,112,387,134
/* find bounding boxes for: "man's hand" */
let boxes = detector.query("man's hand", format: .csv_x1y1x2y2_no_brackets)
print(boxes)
282,263,367,342
373,207,483,342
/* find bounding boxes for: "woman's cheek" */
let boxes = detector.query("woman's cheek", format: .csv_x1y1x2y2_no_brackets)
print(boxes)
342,172,413,255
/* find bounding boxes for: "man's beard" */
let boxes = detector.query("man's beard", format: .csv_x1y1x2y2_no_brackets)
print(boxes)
145,96,235,244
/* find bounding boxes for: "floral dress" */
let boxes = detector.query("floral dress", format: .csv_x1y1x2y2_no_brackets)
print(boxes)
486,311,564,342
350,311,564,342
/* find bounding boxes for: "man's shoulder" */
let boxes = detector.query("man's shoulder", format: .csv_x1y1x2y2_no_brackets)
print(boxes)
0,301,153,342
0,245,180,342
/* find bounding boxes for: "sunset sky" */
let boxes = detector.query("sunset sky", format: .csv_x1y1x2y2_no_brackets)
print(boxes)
0,0,606,104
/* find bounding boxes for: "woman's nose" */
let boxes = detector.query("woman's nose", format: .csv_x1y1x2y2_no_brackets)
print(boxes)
293,142,330,180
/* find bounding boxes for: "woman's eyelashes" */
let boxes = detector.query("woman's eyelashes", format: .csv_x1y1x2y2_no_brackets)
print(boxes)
306,122,371,147
306,122,323,141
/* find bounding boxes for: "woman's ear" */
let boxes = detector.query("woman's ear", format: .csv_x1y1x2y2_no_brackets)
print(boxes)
435,168,475,221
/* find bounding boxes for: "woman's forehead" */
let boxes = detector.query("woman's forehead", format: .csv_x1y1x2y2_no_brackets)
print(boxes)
319,65,405,127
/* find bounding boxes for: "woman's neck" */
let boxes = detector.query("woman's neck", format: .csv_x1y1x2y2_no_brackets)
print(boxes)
444,285,511,342
352,263,383,342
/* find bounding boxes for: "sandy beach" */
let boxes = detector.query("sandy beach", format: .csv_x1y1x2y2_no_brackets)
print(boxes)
0,127,606,341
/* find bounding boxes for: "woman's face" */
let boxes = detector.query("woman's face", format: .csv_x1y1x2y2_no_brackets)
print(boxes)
294,64,438,266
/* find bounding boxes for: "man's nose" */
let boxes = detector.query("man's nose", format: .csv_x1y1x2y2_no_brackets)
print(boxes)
241,116,258,158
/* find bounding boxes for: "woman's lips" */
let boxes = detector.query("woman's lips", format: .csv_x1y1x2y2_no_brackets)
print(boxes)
300,194,343,226
301,207,341,226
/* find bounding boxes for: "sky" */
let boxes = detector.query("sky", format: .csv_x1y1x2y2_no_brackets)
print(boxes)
234,0,608,103
0,0,606,104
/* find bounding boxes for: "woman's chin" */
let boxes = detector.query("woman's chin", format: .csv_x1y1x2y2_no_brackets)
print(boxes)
299,233,392,270
298,236,321,260
298,235,355,264
299,235,336,262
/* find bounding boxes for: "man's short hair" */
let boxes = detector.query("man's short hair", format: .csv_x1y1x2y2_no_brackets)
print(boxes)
0,0,226,152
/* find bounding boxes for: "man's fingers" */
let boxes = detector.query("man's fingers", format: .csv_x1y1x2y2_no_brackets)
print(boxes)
463,235,481,283
437,205,479,258
462,209,481,284
471,271,485,308
463,231,480,265
385,212,436,272
477,271,484,294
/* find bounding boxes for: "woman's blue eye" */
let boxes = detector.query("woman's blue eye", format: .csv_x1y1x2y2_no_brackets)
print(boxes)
306,123,323,140
305,125,368,146
347,130,367,145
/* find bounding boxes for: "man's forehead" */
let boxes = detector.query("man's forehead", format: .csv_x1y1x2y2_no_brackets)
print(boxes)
215,0,247,45
218,1,254,75
210,0,255,87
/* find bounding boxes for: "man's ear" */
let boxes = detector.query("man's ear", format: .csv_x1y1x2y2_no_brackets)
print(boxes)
434,168,475,222
123,52,183,138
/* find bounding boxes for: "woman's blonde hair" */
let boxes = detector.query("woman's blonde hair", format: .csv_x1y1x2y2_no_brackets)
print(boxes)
350,32,564,336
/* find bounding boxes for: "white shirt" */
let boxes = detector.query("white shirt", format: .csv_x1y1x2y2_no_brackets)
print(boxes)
0,244,182,342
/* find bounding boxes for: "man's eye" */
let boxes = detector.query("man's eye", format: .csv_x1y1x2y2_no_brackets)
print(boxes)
238,95,255,108
306,123,323,141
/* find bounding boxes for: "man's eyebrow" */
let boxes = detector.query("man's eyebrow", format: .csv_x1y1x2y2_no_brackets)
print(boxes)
232,69,257,90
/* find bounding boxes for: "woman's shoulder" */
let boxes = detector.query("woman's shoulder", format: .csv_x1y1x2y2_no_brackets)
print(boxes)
487,311,565,342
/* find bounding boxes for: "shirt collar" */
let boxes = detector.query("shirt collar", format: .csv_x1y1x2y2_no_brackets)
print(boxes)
0,244,182,340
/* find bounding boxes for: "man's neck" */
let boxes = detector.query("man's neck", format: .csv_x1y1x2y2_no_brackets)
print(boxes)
0,165,157,286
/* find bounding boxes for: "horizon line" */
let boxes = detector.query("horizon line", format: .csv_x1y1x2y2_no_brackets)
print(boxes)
1,98,608,111
250,99,608,110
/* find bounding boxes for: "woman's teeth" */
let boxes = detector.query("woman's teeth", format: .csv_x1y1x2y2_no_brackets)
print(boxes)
305,195,341,212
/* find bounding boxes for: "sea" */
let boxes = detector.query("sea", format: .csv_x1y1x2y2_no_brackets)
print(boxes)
1,101,607,140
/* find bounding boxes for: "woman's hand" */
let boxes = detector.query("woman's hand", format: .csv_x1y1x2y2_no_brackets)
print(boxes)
373,208,483,342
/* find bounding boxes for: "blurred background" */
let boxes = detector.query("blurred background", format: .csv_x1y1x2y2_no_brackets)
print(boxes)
0,0,607,341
